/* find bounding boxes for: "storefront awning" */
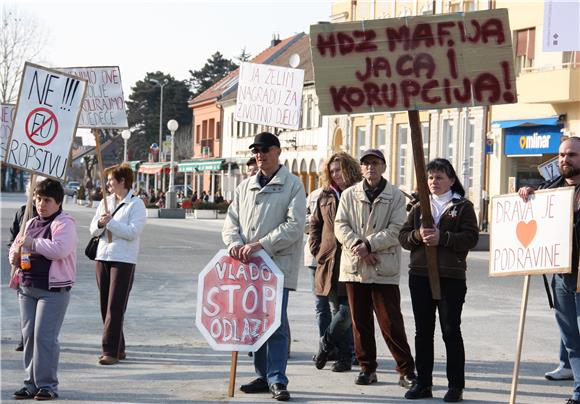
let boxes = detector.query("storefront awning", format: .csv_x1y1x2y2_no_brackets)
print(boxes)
128,160,142,171
138,162,174,174
178,159,225,172
492,116,560,129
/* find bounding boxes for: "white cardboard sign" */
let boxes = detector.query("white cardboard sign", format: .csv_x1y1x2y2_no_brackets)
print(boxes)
538,156,560,181
236,62,305,130
489,188,573,277
4,62,87,180
59,66,128,128
0,104,15,161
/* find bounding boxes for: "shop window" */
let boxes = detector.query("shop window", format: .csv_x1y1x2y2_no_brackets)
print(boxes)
396,125,408,186
442,119,455,163
515,28,536,75
356,126,366,159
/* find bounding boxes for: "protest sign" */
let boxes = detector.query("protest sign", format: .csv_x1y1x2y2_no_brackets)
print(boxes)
538,156,560,181
489,188,573,277
196,249,284,352
4,63,87,181
236,62,305,130
0,104,15,161
310,9,517,115
59,66,128,128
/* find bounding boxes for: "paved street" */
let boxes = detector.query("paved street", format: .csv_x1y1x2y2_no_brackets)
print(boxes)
0,192,572,403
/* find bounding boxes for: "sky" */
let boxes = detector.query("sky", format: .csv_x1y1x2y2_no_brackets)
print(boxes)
10,0,333,98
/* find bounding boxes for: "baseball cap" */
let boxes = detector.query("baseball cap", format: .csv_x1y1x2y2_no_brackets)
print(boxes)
249,132,280,149
360,149,386,163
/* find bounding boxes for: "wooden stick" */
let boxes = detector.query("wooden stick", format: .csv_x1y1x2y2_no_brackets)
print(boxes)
10,175,37,286
509,275,531,404
408,110,441,300
92,128,111,242
228,351,238,397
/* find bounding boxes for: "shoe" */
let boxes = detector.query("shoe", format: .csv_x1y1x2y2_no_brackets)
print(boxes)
270,383,290,401
99,353,126,360
545,367,574,381
98,355,119,365
240,378,269,394
443,387,463,402
399,373,417,389
331,360,352,372
352,356,359,366
405,384,433,399
355,371,377,385
15,342,24,352
566,400,580,404
313,342,330,370
13,387,35,400
34,388,58,401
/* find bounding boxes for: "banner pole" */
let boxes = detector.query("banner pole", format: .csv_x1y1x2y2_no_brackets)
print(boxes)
509,275,531,404
10,174,37,285
228,351,238,397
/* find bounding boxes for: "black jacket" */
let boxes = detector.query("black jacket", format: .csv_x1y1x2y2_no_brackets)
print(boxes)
399,197,479,280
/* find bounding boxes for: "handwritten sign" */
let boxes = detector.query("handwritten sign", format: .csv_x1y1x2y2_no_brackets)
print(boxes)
489,188,573,277
0,104,15,161
538,156,560,181
4,62,87,180
59,66,128,129
310,9,517,115
196,249,284,351
236,62,305,130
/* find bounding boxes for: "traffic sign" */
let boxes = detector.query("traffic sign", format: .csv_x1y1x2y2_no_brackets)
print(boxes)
196,249,284,352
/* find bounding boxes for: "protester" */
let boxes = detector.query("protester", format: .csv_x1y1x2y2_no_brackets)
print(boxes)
545,341,573,381
222,132,306,401
334,148,416,388
89,164,146,365
247,156,259,177
399,158,479,402
9,179,77,400
9,194,39,352
309,152,361,372
519,137,580,404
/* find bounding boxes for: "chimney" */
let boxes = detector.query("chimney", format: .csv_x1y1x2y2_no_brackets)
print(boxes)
271,33,281,47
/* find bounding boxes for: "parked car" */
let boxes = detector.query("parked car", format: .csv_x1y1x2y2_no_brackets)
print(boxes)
64,181,80,196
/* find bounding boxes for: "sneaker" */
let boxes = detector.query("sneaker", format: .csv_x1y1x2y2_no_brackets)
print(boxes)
34,388,58,401
545,367,574,381
13,387,35,400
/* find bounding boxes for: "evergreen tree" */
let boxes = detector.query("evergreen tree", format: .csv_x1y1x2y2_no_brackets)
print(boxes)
188,51,238,98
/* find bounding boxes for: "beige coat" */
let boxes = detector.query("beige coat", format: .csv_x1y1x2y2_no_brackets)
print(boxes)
334,180,407,285
222,165,306,290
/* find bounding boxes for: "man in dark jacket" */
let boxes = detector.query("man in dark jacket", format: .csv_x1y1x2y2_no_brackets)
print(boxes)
519,137,580,404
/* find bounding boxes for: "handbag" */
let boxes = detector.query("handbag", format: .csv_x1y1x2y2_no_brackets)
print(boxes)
84,201,127,260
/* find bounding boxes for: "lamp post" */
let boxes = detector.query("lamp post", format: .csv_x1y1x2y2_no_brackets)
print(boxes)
121,129,131,163
150,78,168,162
166,119,179,209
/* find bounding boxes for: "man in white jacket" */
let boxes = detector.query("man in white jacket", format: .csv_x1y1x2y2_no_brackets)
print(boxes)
222,132,306,402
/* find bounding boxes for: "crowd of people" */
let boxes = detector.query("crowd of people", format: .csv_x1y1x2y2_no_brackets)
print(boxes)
6,134,580,403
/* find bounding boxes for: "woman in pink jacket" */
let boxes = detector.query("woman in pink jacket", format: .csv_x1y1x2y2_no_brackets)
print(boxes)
9,179,77,401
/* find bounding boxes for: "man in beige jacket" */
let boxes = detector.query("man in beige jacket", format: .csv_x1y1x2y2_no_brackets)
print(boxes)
334,148,416,390
222,132,306,402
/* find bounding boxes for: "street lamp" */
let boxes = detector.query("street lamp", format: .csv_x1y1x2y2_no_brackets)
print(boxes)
166,119,179,209
150,78,168,162
121,129,131,163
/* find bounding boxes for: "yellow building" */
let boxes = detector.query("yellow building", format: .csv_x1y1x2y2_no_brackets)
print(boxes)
329,0,579,226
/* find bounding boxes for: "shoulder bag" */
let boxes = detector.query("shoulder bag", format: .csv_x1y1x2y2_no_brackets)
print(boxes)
85,201,127,260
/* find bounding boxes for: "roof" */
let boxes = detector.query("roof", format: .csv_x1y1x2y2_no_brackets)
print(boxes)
188,33,306,107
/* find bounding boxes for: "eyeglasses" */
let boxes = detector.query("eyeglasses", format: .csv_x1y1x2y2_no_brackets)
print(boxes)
251,146,271,155
361,159,384,167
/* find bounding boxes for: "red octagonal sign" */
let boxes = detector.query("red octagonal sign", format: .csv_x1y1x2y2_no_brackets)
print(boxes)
196,249,284,351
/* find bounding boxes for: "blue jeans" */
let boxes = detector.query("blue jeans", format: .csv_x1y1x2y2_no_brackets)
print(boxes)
254,288,290,386
321,292,353,361
310,267,332,337
553,273,580,400
560,338,571,369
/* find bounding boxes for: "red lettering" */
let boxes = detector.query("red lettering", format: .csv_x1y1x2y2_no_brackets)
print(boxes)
437,21,456,46
380,83,398,107
330,86,351,112
396,55,414,76
316,33,336,57
401,80,421,108
363,82,382,106
467,20,482,43
453,78,472,103
446,48,458,79
356,57,392,81
414,53,436,78
481,18,505,44
473,73,501,102
353,30,378,52
443,79,452,104
421,80,441,104
411,23,435,49
337,32,355,55
386,25,410,51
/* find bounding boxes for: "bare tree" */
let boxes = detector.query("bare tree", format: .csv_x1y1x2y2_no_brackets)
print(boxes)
173,124,193,161
0,5,48,103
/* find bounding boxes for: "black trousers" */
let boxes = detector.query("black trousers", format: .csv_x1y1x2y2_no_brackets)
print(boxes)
96,261,135,357
409,274,466,389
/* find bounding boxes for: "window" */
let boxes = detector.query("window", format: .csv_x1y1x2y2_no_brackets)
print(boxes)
306,96,313,128
355,126,366,159
442,119,454,163
563,51,580,66
230,114,234,137
216,121,221,140
421,122,430,164
236,121,241,138
196,124,201,144
396,125,408,186
202,120,208,140
466,119,475,189
515,28,535,75
375,125,386,149
209,118,215,139
317,103,323,127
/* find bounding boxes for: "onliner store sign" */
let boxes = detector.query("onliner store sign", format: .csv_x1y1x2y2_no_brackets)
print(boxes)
196,249,284,351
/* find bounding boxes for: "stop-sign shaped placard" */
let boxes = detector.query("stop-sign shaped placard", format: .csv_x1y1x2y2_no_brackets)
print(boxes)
195,249,284,351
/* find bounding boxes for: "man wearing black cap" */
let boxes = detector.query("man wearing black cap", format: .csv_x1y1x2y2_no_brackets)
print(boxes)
334,148,417,391
222,132,306,401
